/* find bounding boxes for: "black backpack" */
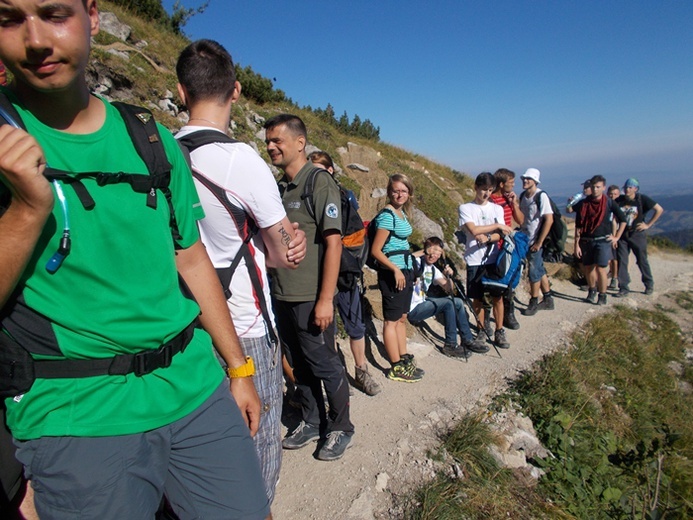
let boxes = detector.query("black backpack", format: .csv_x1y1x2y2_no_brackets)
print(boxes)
177,130,277,344
0,94,191,387
0,92,182,254
302,167,369,291
522,189,567,262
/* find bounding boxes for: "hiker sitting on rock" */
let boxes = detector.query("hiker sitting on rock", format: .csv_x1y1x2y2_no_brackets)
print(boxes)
408,237,489,359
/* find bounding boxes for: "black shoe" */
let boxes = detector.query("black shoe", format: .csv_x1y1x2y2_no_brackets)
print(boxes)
597,293,607,306
317,431,354,461
282,421,320,450
537,295,555,311
644,286,654,295
462,337,490,354
504,311,520,330
441,342,472,359
614,288,630,298
522,298,538,316
402,353,425,376
586,289,597,304
494,328,510,349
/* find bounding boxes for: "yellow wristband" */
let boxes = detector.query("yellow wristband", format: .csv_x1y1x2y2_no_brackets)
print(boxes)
227,356,255,378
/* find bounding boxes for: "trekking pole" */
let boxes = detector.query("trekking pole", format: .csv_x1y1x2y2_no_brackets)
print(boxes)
451,276,502,358
434,258,468,362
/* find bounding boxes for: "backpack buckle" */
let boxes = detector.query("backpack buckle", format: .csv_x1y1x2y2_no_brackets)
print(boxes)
133,344,172,376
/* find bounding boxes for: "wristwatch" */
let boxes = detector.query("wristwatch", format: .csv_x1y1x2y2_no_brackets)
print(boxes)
486,233,493,243
227,356,255,378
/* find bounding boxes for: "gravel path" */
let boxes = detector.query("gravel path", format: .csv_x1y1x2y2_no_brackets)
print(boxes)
272,250,692,520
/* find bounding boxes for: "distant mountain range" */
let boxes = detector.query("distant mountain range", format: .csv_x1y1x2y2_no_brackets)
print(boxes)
558,194,692,248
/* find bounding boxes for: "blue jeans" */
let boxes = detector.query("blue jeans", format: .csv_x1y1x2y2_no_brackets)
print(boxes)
408,296,473,345
527,248,547,283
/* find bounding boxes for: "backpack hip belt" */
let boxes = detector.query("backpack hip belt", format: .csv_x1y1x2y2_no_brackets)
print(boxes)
0,320,199,398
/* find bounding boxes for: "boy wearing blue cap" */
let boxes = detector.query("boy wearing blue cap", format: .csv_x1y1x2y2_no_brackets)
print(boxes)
614,179,664,297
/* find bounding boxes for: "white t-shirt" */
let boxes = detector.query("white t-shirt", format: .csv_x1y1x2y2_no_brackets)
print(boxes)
458,201,505,266
409,258,446,311
520,190,552,244
177,126,286,338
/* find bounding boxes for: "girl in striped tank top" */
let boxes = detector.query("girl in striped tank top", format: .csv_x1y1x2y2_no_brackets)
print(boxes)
371,174,424,383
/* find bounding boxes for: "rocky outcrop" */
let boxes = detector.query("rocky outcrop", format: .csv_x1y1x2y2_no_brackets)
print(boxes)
98,12,131,41
486,408,550,480
411,207,444,241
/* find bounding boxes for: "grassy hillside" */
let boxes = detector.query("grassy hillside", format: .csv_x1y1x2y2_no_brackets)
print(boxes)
95,1,475,242
407,297,693,519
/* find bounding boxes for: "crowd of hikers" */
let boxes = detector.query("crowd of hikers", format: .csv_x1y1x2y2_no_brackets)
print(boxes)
0,4,665,518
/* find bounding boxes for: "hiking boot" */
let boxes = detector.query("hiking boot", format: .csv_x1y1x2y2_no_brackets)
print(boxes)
462,337,490,354
586,288,597,304
282,421,320,450
442,342,472,359
597,293,607,306
614,288,630,298
354,365,381,396
402,353,425,376
387,360,423,383
537,295,555,311
644,286,654,295
503,304,520,330
494,328,510,349
608,278,618,291
522,298,539,316
316,431,354,461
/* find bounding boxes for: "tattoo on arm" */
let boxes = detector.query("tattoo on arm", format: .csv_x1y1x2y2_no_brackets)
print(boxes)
278,225,291,247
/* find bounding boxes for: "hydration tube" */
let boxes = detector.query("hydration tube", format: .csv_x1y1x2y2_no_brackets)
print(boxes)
0,104,71,273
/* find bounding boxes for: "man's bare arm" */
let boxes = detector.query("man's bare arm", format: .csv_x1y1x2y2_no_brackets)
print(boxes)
260,216,306,268
313,230,342,331
175,240,261,435
531,213,554,253
0,126,53,307
636,203,663,231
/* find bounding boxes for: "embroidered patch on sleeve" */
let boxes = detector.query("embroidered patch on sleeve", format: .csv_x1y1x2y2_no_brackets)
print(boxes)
325,203,339,219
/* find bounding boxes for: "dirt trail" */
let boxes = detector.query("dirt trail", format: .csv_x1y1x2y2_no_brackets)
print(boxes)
272,250,692,520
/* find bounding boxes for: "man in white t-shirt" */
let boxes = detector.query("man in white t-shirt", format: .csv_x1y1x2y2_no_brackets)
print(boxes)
458,172,513,349
519,168,555,316
175,40,306,504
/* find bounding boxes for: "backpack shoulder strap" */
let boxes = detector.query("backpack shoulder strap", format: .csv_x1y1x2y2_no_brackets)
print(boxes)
0,92,25,129
112,101,181,242
301,166,334,223
183,145,277,345
177,129,239,153
112,102,171,180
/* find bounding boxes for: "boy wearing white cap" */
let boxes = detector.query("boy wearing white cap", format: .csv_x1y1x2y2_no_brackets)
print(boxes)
519,168,555,315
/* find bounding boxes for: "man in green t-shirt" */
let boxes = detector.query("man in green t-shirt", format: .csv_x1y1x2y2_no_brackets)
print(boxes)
0,2,269,519
264,114,355,461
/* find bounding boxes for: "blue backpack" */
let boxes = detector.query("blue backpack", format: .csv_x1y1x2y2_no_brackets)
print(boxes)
481,231,530,296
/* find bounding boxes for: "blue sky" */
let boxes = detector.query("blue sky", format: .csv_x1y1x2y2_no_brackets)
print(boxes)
162,0,693,196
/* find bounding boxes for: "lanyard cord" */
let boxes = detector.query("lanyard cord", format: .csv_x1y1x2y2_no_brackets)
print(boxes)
0,105,71,273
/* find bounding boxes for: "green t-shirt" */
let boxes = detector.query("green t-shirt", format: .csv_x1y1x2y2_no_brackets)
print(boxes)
2,93,224,439
272,163,342,302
